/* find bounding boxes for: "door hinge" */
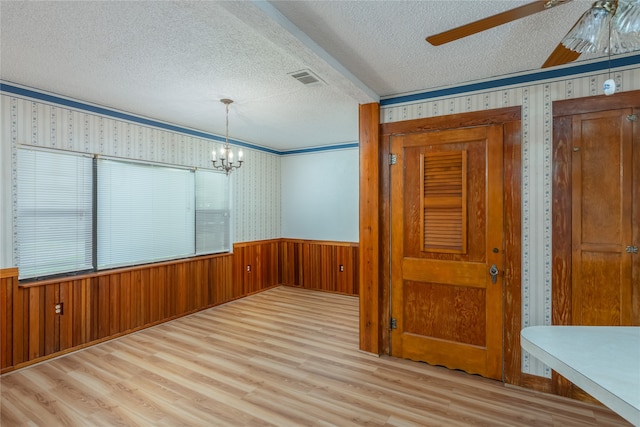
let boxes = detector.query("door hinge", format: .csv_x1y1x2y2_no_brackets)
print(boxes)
626,114,638,122
390,318,397,330
626,246,639,254
389,154,397,165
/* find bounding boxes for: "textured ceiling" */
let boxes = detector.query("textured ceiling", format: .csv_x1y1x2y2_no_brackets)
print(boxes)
271,0,597,96
0,0,631,151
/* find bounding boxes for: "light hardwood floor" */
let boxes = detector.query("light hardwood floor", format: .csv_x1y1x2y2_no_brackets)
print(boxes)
0,286,632,426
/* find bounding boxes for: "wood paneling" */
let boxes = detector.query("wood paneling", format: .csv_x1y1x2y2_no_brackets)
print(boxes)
280,239,300,286
336,244,359,295
634,105,640,326
28,286,44,360
0,269,17,371
553,91,640,116
359,102,381,354
552,115,574,327
1,254,234,373
279,239,359,295
502,119,523,386
67,279,91,349
381,107,522,136
1,239,358,373
234,240,281,296
380,133,392,356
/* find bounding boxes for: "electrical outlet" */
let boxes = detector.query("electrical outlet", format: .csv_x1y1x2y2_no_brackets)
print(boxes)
246,265,251,272
339,265,344,272
54,303,63,315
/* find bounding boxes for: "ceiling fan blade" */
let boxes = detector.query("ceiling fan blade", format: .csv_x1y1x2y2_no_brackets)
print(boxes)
426,1,552,46
541,43,581,68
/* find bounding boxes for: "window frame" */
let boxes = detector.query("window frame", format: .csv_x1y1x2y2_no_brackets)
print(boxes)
16,147,231,281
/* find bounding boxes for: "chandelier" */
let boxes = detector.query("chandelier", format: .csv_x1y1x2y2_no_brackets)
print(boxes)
212,98,243,175
561,0,640,55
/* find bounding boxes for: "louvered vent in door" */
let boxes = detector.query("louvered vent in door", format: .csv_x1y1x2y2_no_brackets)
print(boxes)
421,150,467,254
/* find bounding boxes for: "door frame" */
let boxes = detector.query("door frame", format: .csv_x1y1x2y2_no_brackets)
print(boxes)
551,90,640,398
378,107,528,385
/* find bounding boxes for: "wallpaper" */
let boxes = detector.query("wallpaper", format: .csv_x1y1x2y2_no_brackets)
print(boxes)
232,147,281,243
380,66,640,377
0,93,281,268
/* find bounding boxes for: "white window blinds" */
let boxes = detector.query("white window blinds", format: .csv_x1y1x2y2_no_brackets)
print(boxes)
195,170,230,254
16,149,231,279
97,159,195,269
17,148,93,280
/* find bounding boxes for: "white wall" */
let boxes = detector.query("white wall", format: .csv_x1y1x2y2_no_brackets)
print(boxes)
280,148,358,242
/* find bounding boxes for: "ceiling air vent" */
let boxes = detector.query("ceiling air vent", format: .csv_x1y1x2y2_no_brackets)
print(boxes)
289,69,326,87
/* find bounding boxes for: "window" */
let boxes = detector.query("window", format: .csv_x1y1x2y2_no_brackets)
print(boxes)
17,148,230,280
97,159,196,269
195,170,230,254
17,149,93,280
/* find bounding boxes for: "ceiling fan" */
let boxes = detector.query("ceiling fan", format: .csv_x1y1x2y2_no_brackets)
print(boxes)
426,0,640,68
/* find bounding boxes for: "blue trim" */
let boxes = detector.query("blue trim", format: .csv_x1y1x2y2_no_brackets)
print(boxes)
0,82,281,155
381,54,640,106
0,81,358,156
281,142,358,155
7,51,638,155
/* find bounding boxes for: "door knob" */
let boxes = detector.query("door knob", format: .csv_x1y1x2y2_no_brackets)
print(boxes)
489,264,499,284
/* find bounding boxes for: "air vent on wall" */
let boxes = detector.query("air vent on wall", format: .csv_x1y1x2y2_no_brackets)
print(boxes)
289,69,326,87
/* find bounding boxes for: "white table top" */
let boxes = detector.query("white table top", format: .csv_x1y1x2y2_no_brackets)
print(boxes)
521,326,640,427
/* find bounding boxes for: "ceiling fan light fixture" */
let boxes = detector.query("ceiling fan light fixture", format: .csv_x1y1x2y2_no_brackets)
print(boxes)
561,1,618,53
615,0,640,51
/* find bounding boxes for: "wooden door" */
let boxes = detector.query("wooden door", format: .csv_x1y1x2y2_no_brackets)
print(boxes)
390,125,504,380
571,108,635,325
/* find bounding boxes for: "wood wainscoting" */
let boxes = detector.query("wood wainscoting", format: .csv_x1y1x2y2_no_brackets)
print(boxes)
2,286,630,427
0,254,235,374
280,239,359,295
1,239,358,373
